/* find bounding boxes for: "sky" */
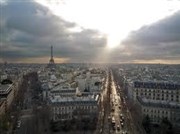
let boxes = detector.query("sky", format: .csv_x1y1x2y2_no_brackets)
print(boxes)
0,0,180,64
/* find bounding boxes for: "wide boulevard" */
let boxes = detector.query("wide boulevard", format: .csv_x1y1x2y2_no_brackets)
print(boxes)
96,68,139,134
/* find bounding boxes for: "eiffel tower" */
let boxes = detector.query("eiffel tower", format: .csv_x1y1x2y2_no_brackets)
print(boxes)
48,45,56,68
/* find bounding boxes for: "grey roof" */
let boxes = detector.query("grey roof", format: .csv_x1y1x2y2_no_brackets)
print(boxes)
134,81,180,90
50,95,99,106
137,97,180,109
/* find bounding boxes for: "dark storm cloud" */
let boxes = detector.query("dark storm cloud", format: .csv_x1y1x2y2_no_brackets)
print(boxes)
1,0,106,62
122,11,180,62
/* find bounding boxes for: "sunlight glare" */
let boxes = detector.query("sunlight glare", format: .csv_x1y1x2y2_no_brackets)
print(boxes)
35,0,180,48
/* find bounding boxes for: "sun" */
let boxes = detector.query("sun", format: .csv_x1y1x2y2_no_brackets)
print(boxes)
107,34,120,48
36,0,180,48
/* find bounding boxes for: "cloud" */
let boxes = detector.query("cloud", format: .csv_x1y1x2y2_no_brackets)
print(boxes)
121,11,180,63
1,0,180,64
0,0,106,63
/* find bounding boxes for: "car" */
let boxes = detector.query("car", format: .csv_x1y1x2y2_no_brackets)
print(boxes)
117,125,120,131
120,114,124,119
108,116,111,121
17,120,21,128
121,116,125,121
112,125,116,130
121,122,124,128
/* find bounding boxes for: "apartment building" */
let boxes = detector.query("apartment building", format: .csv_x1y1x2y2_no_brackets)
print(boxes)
137,97,180,124
133,81,180,102
0,83,15,113
50,94,99,121
133,81,180,125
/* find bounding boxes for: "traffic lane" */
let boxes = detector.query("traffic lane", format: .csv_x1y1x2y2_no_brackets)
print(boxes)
111,71,128,133
116,89,132,133
99,74,111,134
16,114,36,134
112,82,128,133
112,73,134,134
16,117,27,134
111,81,122,133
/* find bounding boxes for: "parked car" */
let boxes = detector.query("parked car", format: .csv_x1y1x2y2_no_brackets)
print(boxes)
17,120,21,128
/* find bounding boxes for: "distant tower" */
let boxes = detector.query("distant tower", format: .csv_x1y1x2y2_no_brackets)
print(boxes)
48,45,55,68
49,46,54,64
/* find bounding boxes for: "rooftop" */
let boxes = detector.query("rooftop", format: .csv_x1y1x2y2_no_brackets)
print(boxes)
137,97,180,109
134,81,180,90
50,94,99,104
0,84,13,93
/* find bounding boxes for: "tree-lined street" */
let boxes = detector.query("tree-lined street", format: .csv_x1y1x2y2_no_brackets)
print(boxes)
96,68,144,134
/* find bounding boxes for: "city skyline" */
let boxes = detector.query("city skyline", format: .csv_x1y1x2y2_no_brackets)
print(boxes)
1,0,180,64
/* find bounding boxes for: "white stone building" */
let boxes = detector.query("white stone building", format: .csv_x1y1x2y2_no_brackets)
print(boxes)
0,83,15,113
49,94,100,121
133,81,180,103
137,97,180,124
133,81,180,125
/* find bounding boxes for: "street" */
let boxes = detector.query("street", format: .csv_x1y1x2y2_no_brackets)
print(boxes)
96,69,140,134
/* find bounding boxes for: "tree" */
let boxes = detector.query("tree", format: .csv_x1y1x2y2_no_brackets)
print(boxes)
160,118,173,134
0,114,10,132
142,115,151,133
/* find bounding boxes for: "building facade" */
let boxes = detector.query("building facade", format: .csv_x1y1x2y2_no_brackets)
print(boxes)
133,81,180,102
0,83,15,113
133,81,180,125
137,97,180,124
50,95,100,122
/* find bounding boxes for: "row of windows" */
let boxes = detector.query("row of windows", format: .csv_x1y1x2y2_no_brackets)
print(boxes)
137,92,179,99
142,109,180,122
139,92,179,97
54,109,96,115
136,91,179,96
145,114,167,123
54,115,72,120
136,88,179,94
144,109,169,114
144,113,177,123
136,93,179,102
54,105,97,111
